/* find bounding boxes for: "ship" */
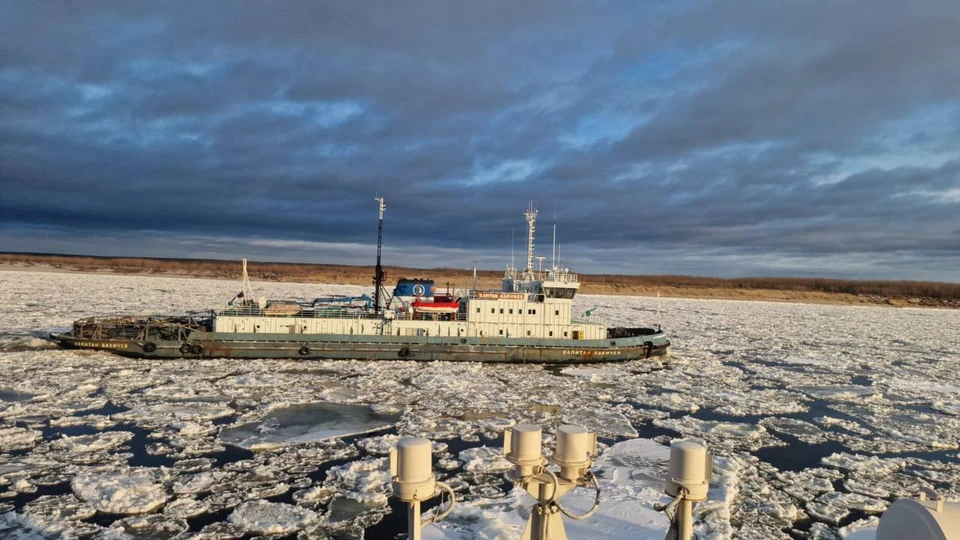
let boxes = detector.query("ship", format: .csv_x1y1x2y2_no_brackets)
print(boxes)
51,199,670,363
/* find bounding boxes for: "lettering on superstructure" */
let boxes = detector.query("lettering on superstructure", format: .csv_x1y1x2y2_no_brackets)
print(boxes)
475,292,527,300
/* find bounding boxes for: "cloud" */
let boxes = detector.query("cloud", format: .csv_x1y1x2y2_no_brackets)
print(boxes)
0,0,958,281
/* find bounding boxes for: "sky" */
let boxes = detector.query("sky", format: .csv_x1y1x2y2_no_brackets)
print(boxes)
1,1,959,281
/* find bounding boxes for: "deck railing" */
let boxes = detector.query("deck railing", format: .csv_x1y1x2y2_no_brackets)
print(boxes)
216,306,469,322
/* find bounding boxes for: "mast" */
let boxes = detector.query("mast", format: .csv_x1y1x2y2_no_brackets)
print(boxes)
524,201,537,278
373,196,386,312
657,290,662,332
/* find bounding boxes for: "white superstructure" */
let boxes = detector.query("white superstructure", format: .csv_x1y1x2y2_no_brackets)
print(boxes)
214,203,607,341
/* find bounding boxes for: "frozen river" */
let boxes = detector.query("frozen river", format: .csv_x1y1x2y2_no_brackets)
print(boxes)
1,269,958,539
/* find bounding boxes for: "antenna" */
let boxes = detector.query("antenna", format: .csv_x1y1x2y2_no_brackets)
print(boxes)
511,230,515,270
552,199,557,272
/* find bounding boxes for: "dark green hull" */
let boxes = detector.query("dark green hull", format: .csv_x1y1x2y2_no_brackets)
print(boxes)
51,331,670,364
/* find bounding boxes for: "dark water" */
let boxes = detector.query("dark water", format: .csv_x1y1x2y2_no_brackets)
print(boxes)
0,389,36,402
75,401,130,417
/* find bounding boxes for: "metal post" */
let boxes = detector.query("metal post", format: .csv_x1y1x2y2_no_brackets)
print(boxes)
533,484,548,540
408,500,421,540
678,499,693,540
373,196,386,312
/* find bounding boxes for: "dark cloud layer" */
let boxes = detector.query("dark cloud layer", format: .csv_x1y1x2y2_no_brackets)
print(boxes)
1,1,958,280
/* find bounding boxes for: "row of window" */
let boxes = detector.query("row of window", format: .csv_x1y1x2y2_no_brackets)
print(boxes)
490,329,569,337
477,307,562,316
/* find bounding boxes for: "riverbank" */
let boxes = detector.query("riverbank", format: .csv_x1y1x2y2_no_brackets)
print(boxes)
3,256,957,309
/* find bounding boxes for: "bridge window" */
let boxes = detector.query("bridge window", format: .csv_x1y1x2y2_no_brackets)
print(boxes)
549,331,554,337
509,309,514,314
499,329,503,335
491,308,495,314
563,331,568,337
555,310,560,316
500,308,504,314
527,330,531,336
476,307,480,313
543,287,576,299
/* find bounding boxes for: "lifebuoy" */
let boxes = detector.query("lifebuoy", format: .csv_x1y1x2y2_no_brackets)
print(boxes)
459,338,467,345
191,344,204,355
143,342,157,353
179,343,191,355
298,346,310,356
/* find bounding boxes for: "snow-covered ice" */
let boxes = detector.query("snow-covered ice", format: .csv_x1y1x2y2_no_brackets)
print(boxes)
0,269,958,537
70,470,169,515
228,500,320,534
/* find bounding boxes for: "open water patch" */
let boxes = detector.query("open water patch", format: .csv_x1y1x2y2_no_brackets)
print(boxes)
219,402,401,450
0,388,36,402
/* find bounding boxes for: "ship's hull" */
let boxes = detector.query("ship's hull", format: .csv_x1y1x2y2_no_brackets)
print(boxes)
51,331,670,364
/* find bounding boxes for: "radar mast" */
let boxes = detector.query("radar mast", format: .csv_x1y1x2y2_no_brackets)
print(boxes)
524,202,538,279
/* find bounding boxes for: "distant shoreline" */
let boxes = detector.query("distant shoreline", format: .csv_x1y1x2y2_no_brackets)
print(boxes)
2,254,958,310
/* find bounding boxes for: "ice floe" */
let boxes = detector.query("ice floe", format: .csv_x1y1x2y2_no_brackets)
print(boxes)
1,270,959,537
0,427,42,452
71,470,169,514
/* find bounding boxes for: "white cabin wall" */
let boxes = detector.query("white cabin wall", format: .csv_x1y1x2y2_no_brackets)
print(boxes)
216,316,376,336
